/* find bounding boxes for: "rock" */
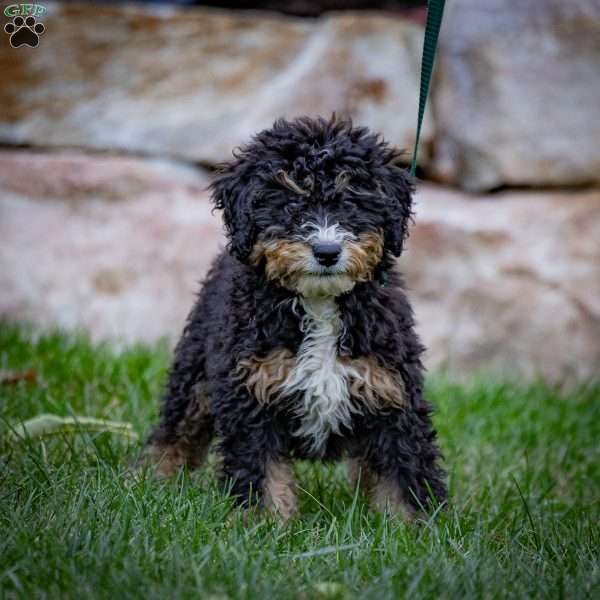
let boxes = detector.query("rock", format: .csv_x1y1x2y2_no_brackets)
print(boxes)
400,185,600,382
2,150,598,382
0,150,223,345
0,2,431,165
431,0,600,191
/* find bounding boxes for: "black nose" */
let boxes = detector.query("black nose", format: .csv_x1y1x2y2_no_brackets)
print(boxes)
312,242,342,267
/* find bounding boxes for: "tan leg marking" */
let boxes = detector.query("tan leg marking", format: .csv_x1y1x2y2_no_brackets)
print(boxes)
370,475,415,520
263,459,297,521
145,443,192,477
348,459,415,520
347,457,373,493
145,387,213,477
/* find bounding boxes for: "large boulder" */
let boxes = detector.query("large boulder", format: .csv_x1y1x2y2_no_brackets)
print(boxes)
431,0,600,191
0,150,223,344
0,2,431,164
2,150,599,383
400,185,600,382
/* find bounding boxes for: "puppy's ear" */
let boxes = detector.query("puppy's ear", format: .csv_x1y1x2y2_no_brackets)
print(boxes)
210,159,257,263
378,163,415,257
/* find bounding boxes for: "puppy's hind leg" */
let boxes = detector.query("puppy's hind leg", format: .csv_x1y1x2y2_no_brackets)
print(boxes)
143,311,214,476
146,383,214,477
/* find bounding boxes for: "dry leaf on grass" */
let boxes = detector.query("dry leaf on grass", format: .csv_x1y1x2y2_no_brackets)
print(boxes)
5,414,139,442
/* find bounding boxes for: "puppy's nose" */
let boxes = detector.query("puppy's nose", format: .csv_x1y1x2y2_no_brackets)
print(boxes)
312,241,342,267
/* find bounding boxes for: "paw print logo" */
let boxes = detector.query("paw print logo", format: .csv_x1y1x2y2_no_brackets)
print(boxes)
4,15,45,48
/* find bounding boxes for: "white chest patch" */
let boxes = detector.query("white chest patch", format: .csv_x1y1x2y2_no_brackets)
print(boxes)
281,297,359,454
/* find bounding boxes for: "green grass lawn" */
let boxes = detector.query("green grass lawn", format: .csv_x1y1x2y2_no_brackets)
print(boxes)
1,322,599,600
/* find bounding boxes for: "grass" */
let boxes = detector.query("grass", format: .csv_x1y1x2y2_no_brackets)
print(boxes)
0,322,599,600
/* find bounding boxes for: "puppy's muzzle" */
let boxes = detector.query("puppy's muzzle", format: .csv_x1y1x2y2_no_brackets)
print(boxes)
312,241,342,267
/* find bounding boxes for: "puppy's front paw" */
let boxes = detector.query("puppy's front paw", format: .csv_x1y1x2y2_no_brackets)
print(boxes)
370,476,416,522
263,459,298,522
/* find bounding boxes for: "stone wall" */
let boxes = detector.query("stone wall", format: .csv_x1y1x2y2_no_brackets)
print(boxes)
0,2,432,164
1,1,599,383
430,0,600,191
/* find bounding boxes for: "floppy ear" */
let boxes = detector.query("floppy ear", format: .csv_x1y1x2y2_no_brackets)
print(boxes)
378,164,415,257
210,159,257,263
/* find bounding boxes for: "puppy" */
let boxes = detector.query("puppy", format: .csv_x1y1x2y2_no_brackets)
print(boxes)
145,116,446,520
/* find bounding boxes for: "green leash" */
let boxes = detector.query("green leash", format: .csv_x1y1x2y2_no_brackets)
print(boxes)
410,0,446,177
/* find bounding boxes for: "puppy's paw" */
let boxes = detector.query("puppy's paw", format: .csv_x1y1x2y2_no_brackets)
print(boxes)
370,476,416,522
263,459,298,522
131,443,187,478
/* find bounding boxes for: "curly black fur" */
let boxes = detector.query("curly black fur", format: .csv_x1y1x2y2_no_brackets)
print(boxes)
147,116,446,517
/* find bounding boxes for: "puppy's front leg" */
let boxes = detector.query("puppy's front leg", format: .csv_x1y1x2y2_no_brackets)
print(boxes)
217,399,296,520
363,406,446,519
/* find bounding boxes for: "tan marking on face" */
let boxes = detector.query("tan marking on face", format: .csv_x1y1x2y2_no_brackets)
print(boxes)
264,459,297,521
250,239,313,290
345,231,384,282
342,355,406,413
335,170,351,193
237,348,296,406
273,169,310,196
250,230,383,295
334,171,377,197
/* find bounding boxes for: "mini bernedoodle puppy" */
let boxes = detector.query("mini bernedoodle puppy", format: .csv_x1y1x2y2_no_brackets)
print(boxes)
145,116,446,520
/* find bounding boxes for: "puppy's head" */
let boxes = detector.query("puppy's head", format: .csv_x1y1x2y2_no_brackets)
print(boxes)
211,116,414,297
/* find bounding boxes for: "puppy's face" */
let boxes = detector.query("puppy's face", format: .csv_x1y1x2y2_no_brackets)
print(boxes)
211,117,414,298
248,179,385,297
